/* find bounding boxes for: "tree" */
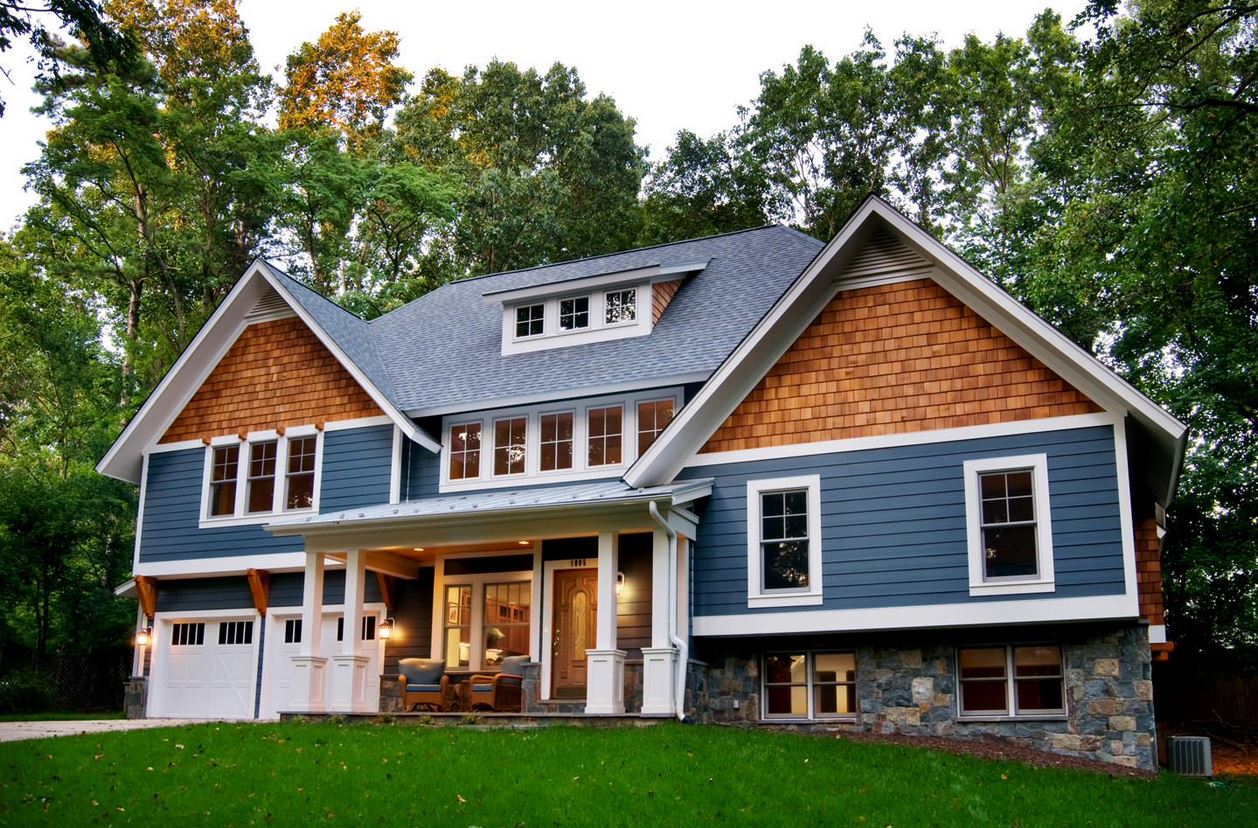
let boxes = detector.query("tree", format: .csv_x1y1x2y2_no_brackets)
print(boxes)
278,11,411,146
639,129,771,245
0,0,136,116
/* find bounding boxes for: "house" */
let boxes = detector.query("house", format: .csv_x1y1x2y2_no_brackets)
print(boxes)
101,196,1184,770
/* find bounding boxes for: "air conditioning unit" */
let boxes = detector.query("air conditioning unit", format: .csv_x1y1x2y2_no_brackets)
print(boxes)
1168,736,1213,777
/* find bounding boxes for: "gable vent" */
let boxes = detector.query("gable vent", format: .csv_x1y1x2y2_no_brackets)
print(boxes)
836,227,934,290
244,287,296,324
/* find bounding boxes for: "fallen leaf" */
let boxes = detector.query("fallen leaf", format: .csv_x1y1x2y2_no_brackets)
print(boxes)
456,794,467,804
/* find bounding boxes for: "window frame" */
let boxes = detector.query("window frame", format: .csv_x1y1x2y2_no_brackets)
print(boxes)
558,295,591,332
956,644,1066,720
586,404,624,468
636,398,676,456
199,426,322,527
746,475,823,608
514,303,546,339
762,651,858,721
492,415,529,478
603,288,638,326
434,569,534,672
448,421,485,481
538,410,575,473
962,454,1055,596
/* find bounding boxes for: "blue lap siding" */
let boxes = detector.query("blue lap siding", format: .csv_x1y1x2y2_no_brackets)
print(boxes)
155,573,382,613
678,424,1126,618
139,425,394,565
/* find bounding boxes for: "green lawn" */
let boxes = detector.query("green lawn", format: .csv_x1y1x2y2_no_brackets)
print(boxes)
0,722,1251,826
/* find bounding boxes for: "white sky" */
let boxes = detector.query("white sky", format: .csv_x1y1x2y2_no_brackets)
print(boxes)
0,0,1084,230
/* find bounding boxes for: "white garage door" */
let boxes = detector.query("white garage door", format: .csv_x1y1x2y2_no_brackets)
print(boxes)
151,617,258,719
261,610,384,719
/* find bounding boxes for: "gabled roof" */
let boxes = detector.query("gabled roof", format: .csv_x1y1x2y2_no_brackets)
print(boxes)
96,260,441,484
625,196,1189,507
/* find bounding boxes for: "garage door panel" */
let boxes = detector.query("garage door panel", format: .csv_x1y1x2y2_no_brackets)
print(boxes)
154,616,257,719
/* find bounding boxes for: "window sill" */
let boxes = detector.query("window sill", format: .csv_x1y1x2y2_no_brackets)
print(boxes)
199,508,315,529
968,579,1055,597
748,592,824,609
956,714,1068,723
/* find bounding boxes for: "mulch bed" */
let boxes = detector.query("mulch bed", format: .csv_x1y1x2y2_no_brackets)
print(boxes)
750,725,1156,778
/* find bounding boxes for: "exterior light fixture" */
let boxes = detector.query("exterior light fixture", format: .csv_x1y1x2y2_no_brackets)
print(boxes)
616,571,626,596
378,617,396,640
135,625,153,647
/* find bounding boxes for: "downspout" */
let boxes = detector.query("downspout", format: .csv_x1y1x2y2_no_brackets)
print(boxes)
648,500,688,721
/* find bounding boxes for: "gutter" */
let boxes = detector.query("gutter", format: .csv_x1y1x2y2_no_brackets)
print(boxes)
648,500,687,721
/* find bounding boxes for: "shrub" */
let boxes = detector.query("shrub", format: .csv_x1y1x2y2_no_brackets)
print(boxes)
0,671,57,714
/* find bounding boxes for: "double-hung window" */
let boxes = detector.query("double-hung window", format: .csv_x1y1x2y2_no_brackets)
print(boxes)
203,429,320,522
636,398,675,454
493,416,527,476
449,422,482,480
958,645,1065,718
763,652,857,719
587,405,623,466
209,445,239,516
539,411,574,472
746,476,823,607
963,455,1055,595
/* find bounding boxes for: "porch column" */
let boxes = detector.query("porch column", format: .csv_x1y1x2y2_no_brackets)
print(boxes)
586,531,625,714
329,548,371,712
291,551,326,712
641,526,679,716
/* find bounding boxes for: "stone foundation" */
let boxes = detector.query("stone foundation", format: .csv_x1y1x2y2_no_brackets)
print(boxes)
124,677,148,719
689,623,1156,770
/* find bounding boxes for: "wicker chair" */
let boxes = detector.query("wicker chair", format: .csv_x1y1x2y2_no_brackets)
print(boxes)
467,655,528,712
398,658,448,712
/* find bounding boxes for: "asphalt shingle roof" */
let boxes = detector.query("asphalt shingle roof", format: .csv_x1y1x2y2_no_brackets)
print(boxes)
265,226,823,416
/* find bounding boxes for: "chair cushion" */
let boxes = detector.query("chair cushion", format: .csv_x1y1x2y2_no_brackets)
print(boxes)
500,655,530,677
472,684,493,693
398,658,444,685
406,683,441,693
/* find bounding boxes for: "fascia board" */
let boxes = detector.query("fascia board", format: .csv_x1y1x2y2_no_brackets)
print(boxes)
95,260,275,484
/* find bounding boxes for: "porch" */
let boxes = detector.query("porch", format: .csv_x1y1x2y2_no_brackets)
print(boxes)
265,479,709,719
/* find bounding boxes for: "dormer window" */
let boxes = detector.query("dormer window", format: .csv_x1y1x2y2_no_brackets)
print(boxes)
605,289,636,324
491,260,707,356
559,296,590,331
515,304,544,338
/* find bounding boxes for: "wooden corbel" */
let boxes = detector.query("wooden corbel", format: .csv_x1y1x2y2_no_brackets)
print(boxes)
375,572,395,613
246,568,270,616
135,575,158,621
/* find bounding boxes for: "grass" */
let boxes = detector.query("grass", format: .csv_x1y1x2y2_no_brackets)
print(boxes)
0,711,124,723
0,722,1253,826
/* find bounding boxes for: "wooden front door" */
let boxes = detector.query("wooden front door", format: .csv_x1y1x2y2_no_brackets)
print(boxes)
551,568,598,698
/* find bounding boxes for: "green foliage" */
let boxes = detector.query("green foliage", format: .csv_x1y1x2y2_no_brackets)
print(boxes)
0,670,56,713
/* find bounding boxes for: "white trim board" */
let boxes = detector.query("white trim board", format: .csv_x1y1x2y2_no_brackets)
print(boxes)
683,413,1120,468
691,592,1139,638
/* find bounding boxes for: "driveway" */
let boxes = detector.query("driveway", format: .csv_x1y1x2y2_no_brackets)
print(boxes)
0,718,218,742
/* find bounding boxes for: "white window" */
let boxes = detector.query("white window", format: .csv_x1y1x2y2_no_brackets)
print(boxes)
746,475,823,607
201,428,321,525
636,398,675,454
587,405,623,467
963,454,1055,595
515,303,545,338
449,422,482,480
957,645,1065,718
493,416,528,476
559,296,590,331
437,573,532,671
763,652,857,720
539,411,574,472
604,288,637,324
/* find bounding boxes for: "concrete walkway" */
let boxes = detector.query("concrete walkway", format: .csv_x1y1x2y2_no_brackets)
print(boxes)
0,719,214,743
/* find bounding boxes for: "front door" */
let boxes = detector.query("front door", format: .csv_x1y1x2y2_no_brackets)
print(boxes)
551,568,598,698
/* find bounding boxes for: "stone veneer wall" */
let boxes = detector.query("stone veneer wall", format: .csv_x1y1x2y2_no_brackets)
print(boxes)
687,624,1155,770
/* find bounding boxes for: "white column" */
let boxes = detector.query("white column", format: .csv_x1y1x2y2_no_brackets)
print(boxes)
291,551,327,712
330,549,371,712
641,526,678,716
586,531,625,715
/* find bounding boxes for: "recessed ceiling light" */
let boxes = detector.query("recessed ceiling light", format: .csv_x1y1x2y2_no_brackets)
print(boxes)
517,540,530,546
413,547,424,552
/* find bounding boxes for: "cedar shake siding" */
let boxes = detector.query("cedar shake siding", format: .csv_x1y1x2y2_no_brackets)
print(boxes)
701,278,1102,454
651,279,684,325
162,316,382,444
1135,517,1165,626
679,424,1126,617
